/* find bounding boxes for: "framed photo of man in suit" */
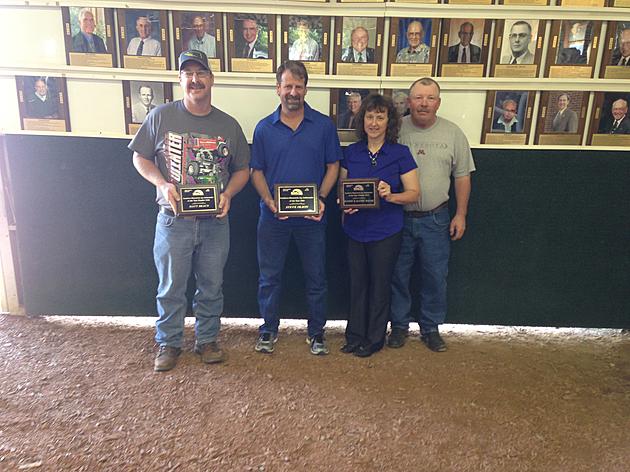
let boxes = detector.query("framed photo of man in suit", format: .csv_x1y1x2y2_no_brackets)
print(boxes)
330,88,376,142
439,19,490,77
481,91,534,145
383,89,411,118
122,81,173,135
545,20,601,78
62,7,116,67
600,22,630,79
117,9,169,70
172,11,224,72
491,19,545,78
535,91,587,145
387,18,438,77
589,92,630,146
281,15,330,75
227,13,275,73
334,17,384,76
15,76,71,132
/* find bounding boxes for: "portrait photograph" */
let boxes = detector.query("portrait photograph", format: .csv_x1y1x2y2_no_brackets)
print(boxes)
330,88,375,142
536,91,587,145
16,76,70,132
334,17,384,76
281,15,329,75
172,11,224,72
594,92,630,134
388,18,437,77
482,91,533,145
545,20,600,78
228,13,275,73
123,81,172,135
439,19,489,77
499,20,540,65
62,7,115,67
118,9,169,69
600,22,630,79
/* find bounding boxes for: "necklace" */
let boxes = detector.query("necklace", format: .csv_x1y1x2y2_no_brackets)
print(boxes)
368,149,378,167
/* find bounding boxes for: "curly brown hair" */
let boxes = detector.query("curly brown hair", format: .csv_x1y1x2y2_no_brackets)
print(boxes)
353,93,400,143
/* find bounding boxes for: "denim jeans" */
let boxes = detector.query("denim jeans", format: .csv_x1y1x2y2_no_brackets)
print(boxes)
257,217,327,338
390,207,450,334
153,212,229,348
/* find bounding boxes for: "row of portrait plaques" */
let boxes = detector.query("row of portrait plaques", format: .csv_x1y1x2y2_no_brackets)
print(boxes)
60,8,630,79
14,74,630,146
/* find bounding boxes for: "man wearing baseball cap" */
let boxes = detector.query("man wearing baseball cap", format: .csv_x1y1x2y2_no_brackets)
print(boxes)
129,50,250,371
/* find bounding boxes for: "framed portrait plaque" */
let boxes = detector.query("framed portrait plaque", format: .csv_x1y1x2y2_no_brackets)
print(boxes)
172,11,224,72
62,7,116,67
600,22,630,79
227,13,276,73
491,19,545,78
535,91,588,145
123,81,173,135
16,76,71,132
481,91,534,145
383,89,411,118
334,17,384,76
118,9,169,70
387,18,439,77
589,92,630,146
281,15,330,75
439,19,491,77
545,20,601,79
331,88,377,142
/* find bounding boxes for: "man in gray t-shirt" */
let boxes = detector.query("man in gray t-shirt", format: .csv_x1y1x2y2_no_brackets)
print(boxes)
129,50,250,372
388,77,475,353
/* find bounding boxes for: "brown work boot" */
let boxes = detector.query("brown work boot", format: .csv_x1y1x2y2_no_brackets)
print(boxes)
154,345,182,372
194,341,225,364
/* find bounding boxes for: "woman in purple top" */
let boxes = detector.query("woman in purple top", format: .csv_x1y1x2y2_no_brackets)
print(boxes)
340,94,419,357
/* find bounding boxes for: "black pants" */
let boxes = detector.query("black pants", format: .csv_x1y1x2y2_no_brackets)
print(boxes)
346,231,402,350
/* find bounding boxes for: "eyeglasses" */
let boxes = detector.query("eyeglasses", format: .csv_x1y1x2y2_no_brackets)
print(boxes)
180,70,211,79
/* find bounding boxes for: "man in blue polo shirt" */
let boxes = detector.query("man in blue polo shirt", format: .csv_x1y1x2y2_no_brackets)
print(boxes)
250,60,342,355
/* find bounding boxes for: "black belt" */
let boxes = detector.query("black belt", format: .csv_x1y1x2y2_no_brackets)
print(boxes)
404,201,448,218
159,206,214,220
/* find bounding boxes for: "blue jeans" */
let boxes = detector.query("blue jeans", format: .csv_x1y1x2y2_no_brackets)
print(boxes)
153,212,229,348
257,217,327,338
390,207,450,334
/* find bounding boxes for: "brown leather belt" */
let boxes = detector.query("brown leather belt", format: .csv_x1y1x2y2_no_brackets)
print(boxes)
160,206,214,220
404,201,448,218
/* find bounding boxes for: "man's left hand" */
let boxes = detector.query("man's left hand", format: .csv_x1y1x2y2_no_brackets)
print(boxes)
305,199,325,222
217,193,231,219
450,214,466,240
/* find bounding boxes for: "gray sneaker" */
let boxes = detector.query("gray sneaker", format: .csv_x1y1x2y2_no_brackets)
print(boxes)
255,333,278,354
194,341,225,364
154,345,182,372
307,334,329,356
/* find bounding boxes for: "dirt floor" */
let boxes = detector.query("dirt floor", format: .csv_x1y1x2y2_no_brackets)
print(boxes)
0,314,628,471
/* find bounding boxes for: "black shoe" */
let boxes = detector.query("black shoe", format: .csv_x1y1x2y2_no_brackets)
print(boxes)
387,328,408,348
353,345,374,358
340,343,359,354
421,331,447,352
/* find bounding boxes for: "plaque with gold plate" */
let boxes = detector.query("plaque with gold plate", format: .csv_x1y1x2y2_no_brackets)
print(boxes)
62,7,116,67
165,132,229,216
387,18,439,77
481,91,534,145
281,15,331,75
535,91,588,145
227,13,276,73
331,88,377,142
274,183,320,217
600,22,630,79
545,20,601,79
118,9,169,70
334,16,384,76
172,11,225,73
16,76,71,132
491,19,546,78
588,92,630,146
123,81,173,135
339,178,380,209
439,19,491,77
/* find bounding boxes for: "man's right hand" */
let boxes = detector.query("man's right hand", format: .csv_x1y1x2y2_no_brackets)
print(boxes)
158,182,180,214
264,196,288,220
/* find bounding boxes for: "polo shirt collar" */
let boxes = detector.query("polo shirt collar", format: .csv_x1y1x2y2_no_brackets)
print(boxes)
357,140,392,155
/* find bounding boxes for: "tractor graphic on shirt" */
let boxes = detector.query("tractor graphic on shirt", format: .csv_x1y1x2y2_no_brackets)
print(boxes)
185,136,230,185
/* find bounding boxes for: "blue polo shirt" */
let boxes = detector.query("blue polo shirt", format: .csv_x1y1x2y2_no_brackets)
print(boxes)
341,141,417,242
251,103,342,224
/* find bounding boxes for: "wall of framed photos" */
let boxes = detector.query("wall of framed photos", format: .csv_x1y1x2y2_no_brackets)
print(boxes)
0,0,629,147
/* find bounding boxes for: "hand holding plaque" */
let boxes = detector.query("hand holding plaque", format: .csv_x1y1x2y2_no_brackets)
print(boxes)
339,178,380,209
